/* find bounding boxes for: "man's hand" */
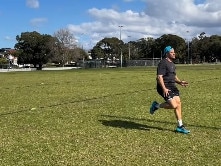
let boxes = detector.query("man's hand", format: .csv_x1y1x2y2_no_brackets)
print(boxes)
163,88,171,97
180,80,189,87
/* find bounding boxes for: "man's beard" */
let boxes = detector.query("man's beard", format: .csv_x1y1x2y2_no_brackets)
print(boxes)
170,56,176,60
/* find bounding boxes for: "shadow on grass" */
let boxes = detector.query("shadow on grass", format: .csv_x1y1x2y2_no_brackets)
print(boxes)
99,119,172,132
101,115,221,131
99,120,150,131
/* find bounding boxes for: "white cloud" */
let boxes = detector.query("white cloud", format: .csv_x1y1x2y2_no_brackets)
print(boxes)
67,0,221,49
4,36,14,41
198,0,221,12
30,18,47,27
144,0,221,27
26,0,39,9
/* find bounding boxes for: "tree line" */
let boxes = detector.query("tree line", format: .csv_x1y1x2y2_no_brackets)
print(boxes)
91,32,221,65
1,29,220,69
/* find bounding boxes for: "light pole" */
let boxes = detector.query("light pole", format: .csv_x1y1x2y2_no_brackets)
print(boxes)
186,30,190,64
152,52,155,66
128,36,131,61
79,33,85,68
119,25,123,68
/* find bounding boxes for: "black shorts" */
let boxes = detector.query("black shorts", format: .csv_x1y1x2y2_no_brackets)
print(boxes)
157,84,180,101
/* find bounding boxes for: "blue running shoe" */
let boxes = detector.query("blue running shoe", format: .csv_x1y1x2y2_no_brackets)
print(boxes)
150,101,159,114
175,125,190,134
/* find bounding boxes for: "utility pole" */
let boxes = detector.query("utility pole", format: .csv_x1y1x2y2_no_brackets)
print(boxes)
119,25,123,68
186,31,190,64
128,36,131,61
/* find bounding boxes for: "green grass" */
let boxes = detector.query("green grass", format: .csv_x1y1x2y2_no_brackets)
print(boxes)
0,65,220,166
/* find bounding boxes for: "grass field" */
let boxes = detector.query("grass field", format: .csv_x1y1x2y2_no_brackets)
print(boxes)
0,65,220,166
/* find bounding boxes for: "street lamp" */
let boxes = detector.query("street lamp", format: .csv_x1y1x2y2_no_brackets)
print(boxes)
186,30,190,64
79,33,86,68
119,25,123,68
128,36,131,61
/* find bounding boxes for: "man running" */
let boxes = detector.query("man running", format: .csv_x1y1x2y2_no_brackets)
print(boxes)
150,46,190,134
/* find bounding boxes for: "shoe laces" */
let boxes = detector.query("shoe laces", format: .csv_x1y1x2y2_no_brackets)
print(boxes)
178,125,186,129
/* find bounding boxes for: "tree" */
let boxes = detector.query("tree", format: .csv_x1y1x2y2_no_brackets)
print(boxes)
196,36,210,62
208,35,221,62
15,31,56,69
91,37,122,61
155,34,186,62
53,28,81,66
69,47,88,62
0,58,8,65
126,41,139,60
134,37,156,59
190,37,201,63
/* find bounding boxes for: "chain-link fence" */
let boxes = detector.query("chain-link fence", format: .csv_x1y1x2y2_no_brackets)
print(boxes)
127,59,161,67
78,59,161,68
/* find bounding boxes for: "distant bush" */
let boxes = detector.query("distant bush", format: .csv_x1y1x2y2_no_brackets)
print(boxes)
0,57,8,64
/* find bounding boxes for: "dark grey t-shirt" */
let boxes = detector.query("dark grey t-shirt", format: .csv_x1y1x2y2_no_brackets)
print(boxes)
157,58,176,89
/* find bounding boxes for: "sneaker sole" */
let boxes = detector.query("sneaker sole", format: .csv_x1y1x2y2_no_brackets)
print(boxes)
175,130,190,134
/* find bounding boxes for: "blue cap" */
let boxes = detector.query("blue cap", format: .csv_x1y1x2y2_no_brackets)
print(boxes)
164,46,173,55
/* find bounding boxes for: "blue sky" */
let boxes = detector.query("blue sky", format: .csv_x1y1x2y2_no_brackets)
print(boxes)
0,0,220,49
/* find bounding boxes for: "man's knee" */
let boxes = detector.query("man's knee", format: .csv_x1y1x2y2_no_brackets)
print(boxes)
169,99,181,109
